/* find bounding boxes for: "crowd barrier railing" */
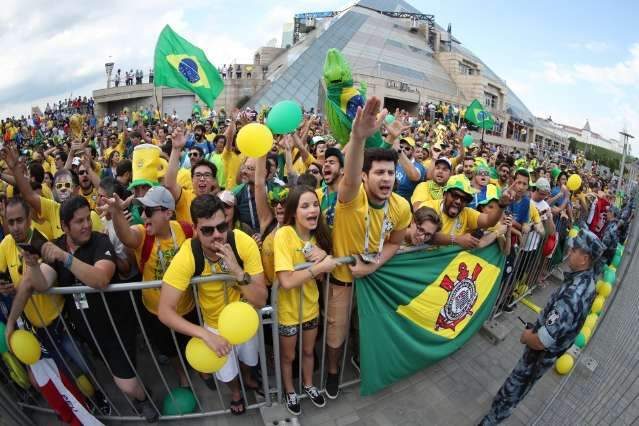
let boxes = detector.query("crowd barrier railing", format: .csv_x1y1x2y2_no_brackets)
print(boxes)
1,238,564,423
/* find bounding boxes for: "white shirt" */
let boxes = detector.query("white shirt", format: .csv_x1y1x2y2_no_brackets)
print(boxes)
523,198,550,251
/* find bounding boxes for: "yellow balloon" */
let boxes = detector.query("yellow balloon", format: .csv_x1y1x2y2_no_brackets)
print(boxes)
76,374,95,398
581,326,592,343
596,281,612,298
608,265,616,272
10,330,41,365
185,338,227,373
236,123,273,158
568,229,579,238
591,296,605,314
566,174,582,192
555,354,574,374
218,302,259,345
584,315,597,330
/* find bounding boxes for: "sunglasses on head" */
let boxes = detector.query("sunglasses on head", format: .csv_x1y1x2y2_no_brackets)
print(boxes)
143,206,167,217
198,221,229,236
55,182,72,189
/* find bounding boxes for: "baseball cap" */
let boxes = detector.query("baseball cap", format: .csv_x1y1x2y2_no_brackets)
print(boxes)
311,136,326,145
534,177,551,193
434,157,452,170
572,229,605,262
137,186,175,210
400,137,416,147
72,157,81,166
217,190,236,207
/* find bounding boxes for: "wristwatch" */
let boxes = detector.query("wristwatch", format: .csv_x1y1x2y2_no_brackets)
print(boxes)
238,272,252,286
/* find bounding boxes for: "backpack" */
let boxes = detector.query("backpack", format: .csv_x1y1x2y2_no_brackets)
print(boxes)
139,221,193,273
192,230,243,277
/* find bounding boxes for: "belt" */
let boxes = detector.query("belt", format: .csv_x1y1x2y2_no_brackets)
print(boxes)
329,276,353,287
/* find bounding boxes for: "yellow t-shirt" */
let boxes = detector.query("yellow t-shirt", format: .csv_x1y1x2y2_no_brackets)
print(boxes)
274,226,320,325
80,187,99,210
422,199,480,236
411,180,445,207
0,233,64,327
39,197,103,239
175,189,196,223
261,230,276,285
222,149,245,190
133,221,194,316
177,168,193,191
291,151,316,176
163,230,264,328
6,183,53,200
332,185,411,283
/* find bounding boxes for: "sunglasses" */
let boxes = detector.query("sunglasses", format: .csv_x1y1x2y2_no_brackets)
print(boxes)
189,152,200,157
432,148,442,153
477,171,490,177
77,170,88,176
309,168,321,175
198,221,229,236
55,182,72,189
143,206,167,217
270,198,287,207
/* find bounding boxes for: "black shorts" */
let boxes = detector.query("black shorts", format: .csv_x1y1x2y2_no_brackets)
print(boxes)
140,307,197,357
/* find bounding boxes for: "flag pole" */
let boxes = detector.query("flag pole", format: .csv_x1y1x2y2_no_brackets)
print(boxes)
481,115,485,145
153,86,161,122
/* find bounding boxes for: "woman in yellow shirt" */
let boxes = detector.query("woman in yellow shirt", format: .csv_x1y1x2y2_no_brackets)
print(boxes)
274,186,338,415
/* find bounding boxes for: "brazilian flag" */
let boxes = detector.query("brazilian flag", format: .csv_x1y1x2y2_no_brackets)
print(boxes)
355,244,505,395
153,25,224,107
465,99,495,130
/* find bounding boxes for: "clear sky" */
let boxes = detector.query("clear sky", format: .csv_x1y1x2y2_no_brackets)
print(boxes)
1,0,637,151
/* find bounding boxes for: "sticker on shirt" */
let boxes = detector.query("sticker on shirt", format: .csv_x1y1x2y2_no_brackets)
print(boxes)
382,218,394,234
546,309,560,327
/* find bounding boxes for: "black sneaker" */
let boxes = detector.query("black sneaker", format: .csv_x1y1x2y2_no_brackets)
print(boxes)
351,355,360,375
135,397,159,423
325,373,340,400
304,385,326,408
285,392,301,415
94,390,112,416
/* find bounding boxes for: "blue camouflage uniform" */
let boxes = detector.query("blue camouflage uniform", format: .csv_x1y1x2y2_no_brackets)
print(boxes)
600,209,619,264
480,229,604,425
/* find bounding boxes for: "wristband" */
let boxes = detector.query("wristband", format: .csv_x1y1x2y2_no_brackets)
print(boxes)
450,234,456,245
64,254,73,268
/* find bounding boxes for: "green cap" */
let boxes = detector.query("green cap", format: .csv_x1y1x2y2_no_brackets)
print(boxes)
444,175,476,200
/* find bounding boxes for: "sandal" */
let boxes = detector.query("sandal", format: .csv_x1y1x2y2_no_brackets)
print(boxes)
229,397,246,416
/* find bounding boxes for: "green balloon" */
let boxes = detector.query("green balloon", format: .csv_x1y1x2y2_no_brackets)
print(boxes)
575,333,586,349
266,100,303,135
0,322,7,353
604,269,616,285
385,114,395,124
162,387,196,416
463,134,473,148
612,254,621,268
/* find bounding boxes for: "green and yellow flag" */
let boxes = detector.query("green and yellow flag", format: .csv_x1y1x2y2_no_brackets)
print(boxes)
355,244,505,395
465,99,494,130
153,25,224,107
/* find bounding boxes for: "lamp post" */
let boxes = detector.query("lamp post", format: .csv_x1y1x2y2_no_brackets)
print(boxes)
618,130,634,191
105,62,114,88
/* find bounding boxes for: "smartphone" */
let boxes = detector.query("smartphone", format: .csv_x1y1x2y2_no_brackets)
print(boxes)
471,228,485,239
17,243,41,255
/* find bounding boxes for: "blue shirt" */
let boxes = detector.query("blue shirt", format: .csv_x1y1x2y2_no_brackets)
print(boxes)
469,186,488,210
395,161,425,201
509,196,530,224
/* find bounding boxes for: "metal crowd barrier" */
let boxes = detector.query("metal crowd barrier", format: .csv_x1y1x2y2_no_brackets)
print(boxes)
0,236,570,423
490,214,569,320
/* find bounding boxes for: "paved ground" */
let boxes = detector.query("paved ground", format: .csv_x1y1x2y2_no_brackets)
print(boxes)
23,219,638,426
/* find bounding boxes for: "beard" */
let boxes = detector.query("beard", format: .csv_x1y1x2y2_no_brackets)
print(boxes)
194,133,203,141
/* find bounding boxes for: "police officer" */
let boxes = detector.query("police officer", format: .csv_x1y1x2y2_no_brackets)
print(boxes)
601,206,619,265
480,229,605,425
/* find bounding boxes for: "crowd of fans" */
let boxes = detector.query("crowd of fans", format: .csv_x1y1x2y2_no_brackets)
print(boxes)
0,94,634,422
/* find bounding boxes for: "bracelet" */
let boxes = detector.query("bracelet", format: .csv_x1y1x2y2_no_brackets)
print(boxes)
308,267,316,279
64,253,73,268
450,234,456,245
